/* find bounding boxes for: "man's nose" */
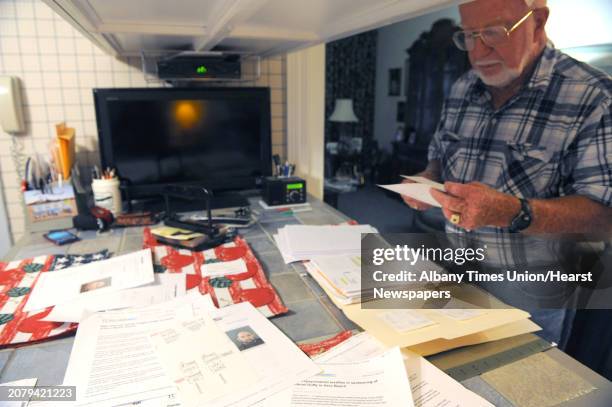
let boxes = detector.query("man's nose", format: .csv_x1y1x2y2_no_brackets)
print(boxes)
469,35,493,60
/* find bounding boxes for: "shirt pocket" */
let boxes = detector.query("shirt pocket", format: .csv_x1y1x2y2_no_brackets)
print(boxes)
438,131,464,182
498,142,560,197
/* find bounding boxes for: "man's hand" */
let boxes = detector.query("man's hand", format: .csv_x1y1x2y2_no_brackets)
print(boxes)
401,177,433,211
430,182,520,230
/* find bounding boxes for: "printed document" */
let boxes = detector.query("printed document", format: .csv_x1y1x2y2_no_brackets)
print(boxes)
316,333,493,407
62,296,319,407
149,314,257,407
62,293,216,407
197,302,321,406
263,347,414,406
42,273,186,323
200,258,247,278
24,249,155,312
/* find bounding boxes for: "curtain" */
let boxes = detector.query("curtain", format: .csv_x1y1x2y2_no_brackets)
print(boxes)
325,31,377,142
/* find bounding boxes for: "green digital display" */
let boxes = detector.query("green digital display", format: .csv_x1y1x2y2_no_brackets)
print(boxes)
196,65,207,74
286,183,303,190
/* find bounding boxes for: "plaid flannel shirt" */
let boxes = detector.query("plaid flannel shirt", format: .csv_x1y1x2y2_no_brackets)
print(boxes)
429,43,611,266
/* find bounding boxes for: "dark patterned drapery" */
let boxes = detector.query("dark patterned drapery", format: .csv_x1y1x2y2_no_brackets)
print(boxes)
325,30,377,142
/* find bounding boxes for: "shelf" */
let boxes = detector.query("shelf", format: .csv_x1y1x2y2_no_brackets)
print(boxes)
140,50,261,83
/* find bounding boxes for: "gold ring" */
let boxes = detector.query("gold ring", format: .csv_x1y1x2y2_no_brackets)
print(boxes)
450,213,461,224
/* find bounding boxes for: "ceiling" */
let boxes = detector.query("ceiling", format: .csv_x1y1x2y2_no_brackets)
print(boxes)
43,0,463,57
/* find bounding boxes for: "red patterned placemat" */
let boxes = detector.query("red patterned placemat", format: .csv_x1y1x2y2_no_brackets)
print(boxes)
0,250,111,347
143,228,288,317
299,330,353,357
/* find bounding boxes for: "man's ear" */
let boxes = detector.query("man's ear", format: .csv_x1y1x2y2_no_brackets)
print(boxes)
533,7,549,39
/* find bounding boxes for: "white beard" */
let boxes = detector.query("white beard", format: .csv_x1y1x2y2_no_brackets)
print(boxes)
474,52,531,88
475,65,521,87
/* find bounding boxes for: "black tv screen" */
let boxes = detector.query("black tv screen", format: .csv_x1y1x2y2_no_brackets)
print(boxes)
94,87,271,197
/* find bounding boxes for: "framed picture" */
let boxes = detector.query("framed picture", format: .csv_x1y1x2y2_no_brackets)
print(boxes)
396,101,405,122
388,68,401,96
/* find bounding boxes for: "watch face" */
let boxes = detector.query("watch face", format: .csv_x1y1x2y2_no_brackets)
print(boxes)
510,199,532,232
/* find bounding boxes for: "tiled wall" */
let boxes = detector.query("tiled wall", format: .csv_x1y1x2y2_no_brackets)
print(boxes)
0,0,287,243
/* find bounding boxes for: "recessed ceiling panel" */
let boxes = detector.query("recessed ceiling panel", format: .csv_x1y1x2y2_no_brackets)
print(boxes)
87,0,219,26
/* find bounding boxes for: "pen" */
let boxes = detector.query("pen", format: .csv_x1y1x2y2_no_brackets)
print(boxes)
23,157,31,191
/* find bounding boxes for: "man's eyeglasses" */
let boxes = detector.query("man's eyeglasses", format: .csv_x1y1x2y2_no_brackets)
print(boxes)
453,10,534,51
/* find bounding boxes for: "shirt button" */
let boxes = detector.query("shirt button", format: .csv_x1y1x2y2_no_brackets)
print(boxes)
491,118,497,125
479,153,486,160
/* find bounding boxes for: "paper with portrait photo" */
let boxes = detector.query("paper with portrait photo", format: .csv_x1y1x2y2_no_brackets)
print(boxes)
148,314,257,407
24,249,155,312
41,273,186,323
197,301,321,406
61,293,216,407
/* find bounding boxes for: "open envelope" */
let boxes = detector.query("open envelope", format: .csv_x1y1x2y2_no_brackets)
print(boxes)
377,176,446,207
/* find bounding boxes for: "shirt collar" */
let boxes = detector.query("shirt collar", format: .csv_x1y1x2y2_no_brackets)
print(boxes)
524,41,557,91
467,41,558,103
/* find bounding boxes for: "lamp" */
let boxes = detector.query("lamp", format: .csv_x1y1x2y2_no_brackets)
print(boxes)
328,98,359,155
329,99,359,123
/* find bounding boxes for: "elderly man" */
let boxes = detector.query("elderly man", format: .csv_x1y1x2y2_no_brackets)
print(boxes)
403,0,611,344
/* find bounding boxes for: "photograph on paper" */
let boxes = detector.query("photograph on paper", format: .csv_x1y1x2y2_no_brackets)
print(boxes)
79,277,112,293
226,326,265,351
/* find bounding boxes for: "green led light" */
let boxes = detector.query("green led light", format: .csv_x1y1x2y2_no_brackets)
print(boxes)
196,65,207,74
286,183,303,190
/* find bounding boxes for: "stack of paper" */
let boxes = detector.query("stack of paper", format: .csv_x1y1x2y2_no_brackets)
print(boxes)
62,294,321,407
274,224,377,263
300,248,540,355
314,332,494,407
23,249,188,323
304,254,411,305
263,347,414,406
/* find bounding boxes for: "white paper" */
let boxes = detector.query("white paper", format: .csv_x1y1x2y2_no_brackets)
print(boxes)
200,258,247,278
316,333,493,407
0,378,38,407
276,225,377,263
303,261,359,305
42,273,186,323
149,314,257,407
263,347,414,407
315,332,387,364
310,255,361,296
400,176,446,189
273,232,298,264
199,302,321,406
24,250,155,312
379,310,437,332
377,183,444,208
403,351,494,407
435,308,487,321
62,293,216,407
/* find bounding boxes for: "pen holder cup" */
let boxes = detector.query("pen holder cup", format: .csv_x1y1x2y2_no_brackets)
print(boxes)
92,177,122,216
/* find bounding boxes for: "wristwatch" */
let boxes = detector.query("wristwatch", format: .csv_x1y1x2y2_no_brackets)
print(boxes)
509,198,533,232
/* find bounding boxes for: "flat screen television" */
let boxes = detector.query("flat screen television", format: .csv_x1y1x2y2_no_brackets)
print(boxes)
94,87,271,199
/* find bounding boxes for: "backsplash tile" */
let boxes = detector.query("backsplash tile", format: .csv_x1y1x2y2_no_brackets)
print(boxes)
0,0,286,243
